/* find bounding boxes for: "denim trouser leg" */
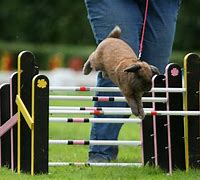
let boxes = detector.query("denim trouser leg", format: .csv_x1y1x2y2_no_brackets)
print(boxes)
89,73,129,161
84,0,181,161
141,0,182,72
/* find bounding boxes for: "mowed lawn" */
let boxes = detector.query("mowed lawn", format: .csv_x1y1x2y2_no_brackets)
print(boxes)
1,91,200,179
49,91,141,164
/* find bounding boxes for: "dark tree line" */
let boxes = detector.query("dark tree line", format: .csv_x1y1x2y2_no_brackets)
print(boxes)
0,0,199,50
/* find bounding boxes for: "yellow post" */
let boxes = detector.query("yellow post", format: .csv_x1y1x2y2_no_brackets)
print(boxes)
183,53,189,172
17,52,22,174
16,51,36,176
31,76,36,176
31,127,34,176
16,95,34,129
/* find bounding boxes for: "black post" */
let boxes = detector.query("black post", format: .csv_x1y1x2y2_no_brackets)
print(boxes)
18,51,38,173
10,72,18,171
165,63,185,171
184,53,200,169
32,74,49,174
142,93,154,166
0,84,11,168
153,75,169,172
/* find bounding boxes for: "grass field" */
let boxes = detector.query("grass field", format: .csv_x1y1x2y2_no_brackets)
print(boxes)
1,93,200,180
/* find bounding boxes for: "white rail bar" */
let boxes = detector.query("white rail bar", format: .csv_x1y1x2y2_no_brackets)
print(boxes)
49,117,141,123
49,162,142,167
49,110,200,116
50,86,120,92
49,140,141,146
49,106,153,112
151,87,186,93
145,110,200,116
50,86,185,93
49,96,168,103
49,110,131,115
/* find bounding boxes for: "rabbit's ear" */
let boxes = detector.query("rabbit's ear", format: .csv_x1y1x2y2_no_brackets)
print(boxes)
150,65,160,75
123,64,141,73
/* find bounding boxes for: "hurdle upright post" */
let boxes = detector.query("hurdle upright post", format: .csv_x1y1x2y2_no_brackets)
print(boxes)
152,75,169,171
10,72,18,171
0,84,11,168
141,91,154,166
17,51,38,174
165,63,185,173
184,53,200,171
0,72,18,171
32,74,49,174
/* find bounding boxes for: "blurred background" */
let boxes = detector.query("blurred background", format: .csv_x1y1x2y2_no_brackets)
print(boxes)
0,1,199,85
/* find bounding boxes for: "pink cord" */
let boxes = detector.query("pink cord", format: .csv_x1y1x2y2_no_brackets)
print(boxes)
138,0,149,60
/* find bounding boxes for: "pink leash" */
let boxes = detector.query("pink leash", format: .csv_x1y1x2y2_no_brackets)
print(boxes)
138,0,149,60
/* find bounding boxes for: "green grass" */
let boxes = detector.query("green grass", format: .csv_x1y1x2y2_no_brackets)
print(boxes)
1,164,200,180
1,92,200,179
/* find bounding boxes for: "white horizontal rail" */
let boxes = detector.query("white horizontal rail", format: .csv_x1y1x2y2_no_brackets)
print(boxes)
49,117,141,123
49,110,131,115
145,110,200,116
49,106,153,112
49,140,141,146
50,86,120,92
49,96,168,103
49,110,200,116
50,86,185,93
151,87,185,93
49,162,142,167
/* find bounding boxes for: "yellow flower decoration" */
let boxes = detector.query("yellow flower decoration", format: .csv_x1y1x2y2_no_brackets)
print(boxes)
37,79,47,88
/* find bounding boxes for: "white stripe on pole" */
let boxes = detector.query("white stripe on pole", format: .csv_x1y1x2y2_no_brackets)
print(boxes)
145,110,200,116
49,162,142,167
50,86,120,92
50,86,185,93
49,140,141,146
150,87,185,93
49,110,200,116
49,96,168,103
49,110,131,115
49,117,141,123
49,106,153,112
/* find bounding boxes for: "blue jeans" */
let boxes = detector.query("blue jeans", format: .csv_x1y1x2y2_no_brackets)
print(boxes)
84,0,181,161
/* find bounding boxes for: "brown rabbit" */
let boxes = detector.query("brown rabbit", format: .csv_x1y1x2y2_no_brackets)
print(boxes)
83,26,160,119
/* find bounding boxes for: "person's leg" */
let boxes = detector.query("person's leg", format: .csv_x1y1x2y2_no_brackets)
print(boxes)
84,0,143,161
84,0,143,50
89,72,128,162
140,0,182,73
